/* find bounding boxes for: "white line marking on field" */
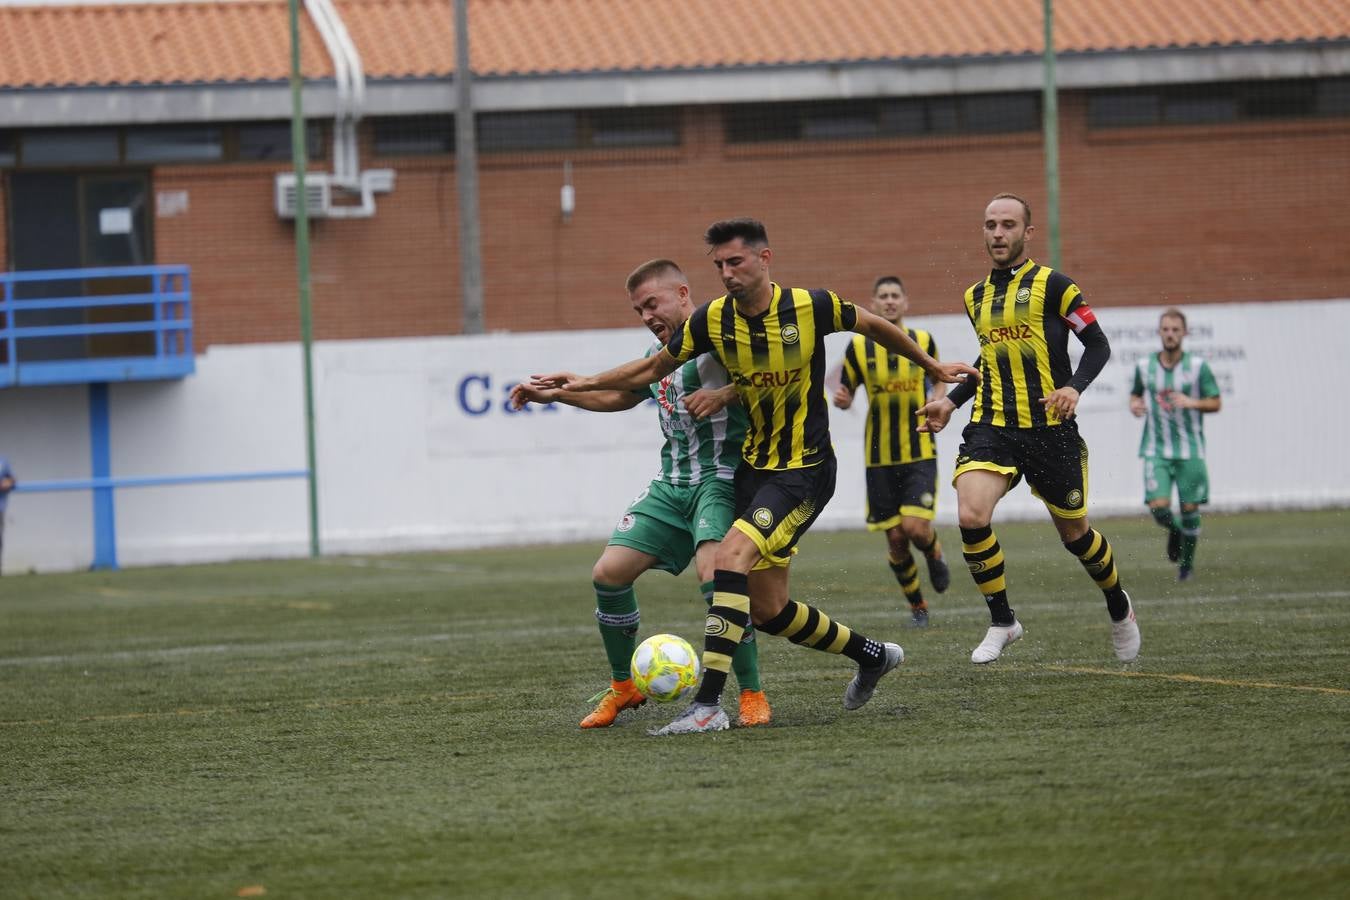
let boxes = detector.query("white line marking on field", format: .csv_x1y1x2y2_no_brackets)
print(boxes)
318,557,468,574
0,690,495,727
1046,665,1350,696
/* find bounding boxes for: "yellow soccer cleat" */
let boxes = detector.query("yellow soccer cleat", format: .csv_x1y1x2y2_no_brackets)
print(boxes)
580,678,647,729
737,689,772,727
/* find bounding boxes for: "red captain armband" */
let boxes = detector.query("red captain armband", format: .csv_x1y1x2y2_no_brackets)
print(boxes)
1063,305,1097,334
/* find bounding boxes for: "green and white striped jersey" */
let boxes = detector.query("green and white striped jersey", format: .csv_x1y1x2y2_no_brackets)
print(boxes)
1131,351,1220,459
642,342,746,487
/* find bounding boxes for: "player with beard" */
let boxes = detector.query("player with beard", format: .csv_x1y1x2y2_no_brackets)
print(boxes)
917,193,1141,664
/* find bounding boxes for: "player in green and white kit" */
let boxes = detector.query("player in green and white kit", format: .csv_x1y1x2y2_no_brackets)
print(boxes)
510,259,770,729
1129,308,1222,581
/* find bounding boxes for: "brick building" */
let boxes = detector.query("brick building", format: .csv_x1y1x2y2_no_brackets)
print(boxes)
2,0,1348,351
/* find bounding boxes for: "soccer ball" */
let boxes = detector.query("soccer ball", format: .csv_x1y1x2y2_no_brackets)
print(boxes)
631,633,700,703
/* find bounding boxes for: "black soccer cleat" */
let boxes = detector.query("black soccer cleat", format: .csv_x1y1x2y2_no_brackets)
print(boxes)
1166,527,1181,563
926,554,951,594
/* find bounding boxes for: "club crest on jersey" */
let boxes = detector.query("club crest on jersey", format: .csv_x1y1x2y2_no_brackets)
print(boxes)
1016,287,1032,303
1066,489,1083,508
752,507,774,529
616,513,636,532
780,324,800,344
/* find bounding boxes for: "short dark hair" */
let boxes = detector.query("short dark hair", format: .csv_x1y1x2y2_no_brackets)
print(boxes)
990,192,1032,226
625,258,686,294
1160,307,1188,329
704,218,768,248
872,275,905,295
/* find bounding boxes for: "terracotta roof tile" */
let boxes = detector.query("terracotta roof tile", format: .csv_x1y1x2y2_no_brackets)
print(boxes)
0,0,1346,89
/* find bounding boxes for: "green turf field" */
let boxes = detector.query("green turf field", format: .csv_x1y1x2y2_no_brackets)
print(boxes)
2,510,1347,898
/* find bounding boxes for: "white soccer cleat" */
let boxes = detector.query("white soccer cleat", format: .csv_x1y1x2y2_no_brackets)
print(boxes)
971,620,1024,664
843,642,905,710
1111,594,1141,661
647,702,730,736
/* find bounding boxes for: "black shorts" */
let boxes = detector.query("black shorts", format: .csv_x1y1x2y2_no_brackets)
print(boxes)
864,459,938,530
732,455,836,568
953,421,1090,518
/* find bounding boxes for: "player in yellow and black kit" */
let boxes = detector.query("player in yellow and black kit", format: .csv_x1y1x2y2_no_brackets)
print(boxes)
918,194,1141,664
833,276,951,628
533,218,978,734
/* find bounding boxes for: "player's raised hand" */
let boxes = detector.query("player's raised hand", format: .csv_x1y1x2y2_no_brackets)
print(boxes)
685,385,737,419
509,382,558,410
932,361,981,385
915,397,956,433
530,371,582,390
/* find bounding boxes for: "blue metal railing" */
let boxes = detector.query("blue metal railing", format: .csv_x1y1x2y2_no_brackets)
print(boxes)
0,265,194,387
14,468,310,571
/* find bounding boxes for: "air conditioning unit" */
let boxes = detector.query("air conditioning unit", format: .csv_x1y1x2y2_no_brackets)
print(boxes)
275,173,333,218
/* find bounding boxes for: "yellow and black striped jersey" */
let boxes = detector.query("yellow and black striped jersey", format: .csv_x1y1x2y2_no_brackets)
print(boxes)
665,283,858,470
840,328,938,467
962,259,1097,428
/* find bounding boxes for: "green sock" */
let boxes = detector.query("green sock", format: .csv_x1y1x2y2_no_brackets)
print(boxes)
593,582,640,681
703,579,761,692
1179,511,1202,570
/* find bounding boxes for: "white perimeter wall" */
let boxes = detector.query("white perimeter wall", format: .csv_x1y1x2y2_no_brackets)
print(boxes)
1,298,1346,573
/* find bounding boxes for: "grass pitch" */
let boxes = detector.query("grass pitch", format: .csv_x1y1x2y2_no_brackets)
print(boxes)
2,510,1348,898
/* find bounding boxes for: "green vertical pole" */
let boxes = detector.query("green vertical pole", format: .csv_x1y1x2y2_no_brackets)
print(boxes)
288,0,320,557
1042,0,1062,268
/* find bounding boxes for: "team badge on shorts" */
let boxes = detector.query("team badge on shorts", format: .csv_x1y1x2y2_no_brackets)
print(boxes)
1066,489,1083,508
616,513,636,532
752,507,774,529
921,492,934,508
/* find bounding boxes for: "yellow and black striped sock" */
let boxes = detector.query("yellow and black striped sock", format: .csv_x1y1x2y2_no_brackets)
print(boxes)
961,525,1015,625
693,569,750,705
888,552,925,609
1064,528,1130,620
758,600,885,667
913,533,942,560
703,579,761,692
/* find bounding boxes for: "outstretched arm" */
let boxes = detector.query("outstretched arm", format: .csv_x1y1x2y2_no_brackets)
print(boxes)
509,382,644,412
854,309,979,386
533,350,680,394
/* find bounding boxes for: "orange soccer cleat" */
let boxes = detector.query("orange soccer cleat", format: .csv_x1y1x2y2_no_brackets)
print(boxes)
580,679,647,729
737,689,772,728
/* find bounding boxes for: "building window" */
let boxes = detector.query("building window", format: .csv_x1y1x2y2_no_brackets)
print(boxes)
1089,77,1349,128
21,129,120,166
237,122,324,161
372,115,454,156
477,107,681,153
126,125,224,163
1316,77,1350,116
589,107,679,148
479,111,578,152
724,93,1039,144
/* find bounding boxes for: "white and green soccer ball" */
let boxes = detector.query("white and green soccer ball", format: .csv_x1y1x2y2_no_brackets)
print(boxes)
631,633,700,703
